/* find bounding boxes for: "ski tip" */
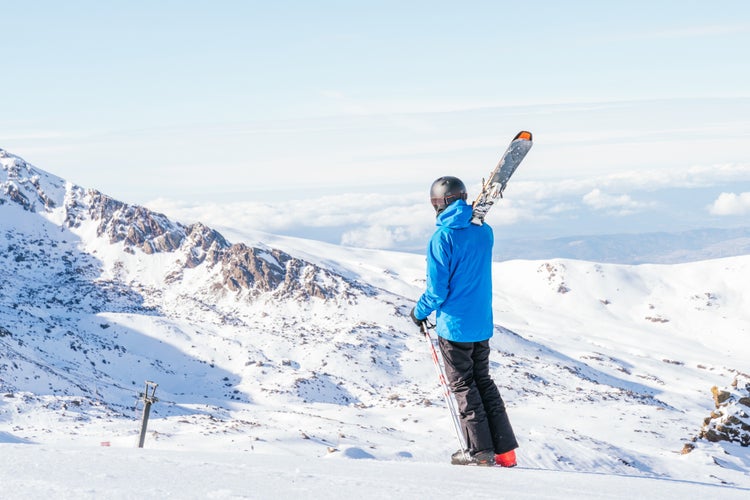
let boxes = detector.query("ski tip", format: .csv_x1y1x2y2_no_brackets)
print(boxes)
515,131,532,141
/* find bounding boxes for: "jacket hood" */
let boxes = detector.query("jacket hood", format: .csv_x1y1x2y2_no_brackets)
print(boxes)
436,199,473,229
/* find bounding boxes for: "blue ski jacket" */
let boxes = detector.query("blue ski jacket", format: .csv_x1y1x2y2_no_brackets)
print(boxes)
414,199,494,342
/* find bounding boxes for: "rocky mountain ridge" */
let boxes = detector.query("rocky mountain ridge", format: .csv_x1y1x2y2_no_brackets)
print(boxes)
1,148,371,302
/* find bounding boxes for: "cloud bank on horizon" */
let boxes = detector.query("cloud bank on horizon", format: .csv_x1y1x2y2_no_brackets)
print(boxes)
145,162,750,253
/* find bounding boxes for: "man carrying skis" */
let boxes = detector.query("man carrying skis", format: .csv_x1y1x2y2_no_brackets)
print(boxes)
410,175,518,467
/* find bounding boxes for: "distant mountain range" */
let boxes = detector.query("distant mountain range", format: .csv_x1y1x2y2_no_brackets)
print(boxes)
495,227,750,264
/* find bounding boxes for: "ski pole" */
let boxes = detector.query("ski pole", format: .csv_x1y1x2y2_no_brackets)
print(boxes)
421,321,468,457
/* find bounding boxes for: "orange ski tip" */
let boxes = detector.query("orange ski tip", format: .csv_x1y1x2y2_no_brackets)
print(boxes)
516,131,532,141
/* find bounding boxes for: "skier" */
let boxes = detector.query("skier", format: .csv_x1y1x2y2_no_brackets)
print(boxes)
410,175,518,467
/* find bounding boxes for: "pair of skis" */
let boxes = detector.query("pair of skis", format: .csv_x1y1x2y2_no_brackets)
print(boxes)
470,130,533,225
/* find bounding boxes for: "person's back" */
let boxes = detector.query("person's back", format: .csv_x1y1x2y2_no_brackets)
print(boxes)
414,198,494,343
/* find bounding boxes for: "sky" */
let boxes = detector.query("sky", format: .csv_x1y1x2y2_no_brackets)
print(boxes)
2,1,750,251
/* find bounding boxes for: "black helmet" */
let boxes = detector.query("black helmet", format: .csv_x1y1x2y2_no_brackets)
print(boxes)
430,176,467,214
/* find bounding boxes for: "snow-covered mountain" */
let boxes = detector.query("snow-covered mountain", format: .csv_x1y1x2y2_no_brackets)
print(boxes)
1,148,749,495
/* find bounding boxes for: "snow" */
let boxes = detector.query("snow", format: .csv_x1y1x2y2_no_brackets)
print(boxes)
1,150,750,498
1,445,748,500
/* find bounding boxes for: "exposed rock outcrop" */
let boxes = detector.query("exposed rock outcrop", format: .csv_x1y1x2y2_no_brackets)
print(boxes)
695,374,750,447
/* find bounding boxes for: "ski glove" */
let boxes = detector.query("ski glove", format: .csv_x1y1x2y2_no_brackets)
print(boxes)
409,307,426,328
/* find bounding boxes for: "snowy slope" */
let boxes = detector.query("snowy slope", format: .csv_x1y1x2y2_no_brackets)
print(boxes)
2,444,749,500
1,148,749,496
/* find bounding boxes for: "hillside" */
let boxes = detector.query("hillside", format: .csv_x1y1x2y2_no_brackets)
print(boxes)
1,147,749,494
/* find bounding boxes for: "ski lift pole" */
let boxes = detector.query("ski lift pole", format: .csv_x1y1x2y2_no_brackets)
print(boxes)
137,381,159,448
421,322,467,457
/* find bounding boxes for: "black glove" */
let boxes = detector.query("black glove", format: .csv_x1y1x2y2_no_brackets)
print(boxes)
410,307,425,328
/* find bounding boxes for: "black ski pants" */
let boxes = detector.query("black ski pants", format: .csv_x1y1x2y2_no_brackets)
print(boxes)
438,337,518,455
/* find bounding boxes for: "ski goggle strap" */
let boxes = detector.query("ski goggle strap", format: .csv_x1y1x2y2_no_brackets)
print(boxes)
431,192,468,211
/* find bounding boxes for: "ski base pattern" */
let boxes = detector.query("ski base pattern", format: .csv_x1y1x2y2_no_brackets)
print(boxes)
471,130,533,225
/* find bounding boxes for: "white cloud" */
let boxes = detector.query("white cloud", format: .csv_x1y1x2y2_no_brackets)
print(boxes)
481,199,536,226
547,202,578,214
510,163,750,201
341,225,415,249
145,193,437,251
582,189,654,215
708,192,750,216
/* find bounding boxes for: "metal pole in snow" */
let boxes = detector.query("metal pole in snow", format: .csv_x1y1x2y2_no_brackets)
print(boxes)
137,381,159,448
